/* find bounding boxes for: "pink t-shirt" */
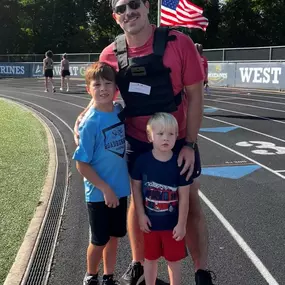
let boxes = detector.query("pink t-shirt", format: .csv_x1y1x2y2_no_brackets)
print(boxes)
100,26,204,142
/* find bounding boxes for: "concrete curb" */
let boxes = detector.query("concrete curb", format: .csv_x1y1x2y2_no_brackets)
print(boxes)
1,98,57,285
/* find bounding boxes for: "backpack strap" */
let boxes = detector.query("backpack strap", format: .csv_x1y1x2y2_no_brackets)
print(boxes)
113,34,128,70
153,27,176,57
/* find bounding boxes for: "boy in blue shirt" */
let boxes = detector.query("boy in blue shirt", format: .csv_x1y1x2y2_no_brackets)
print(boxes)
73,62,130,285
131,113,192,285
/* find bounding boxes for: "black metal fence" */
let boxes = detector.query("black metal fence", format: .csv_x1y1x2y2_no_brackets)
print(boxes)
204,46,285,61
0,53,100,63
1,46,285,62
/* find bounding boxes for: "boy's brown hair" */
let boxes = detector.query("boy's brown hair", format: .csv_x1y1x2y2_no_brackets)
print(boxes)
85,62,116,86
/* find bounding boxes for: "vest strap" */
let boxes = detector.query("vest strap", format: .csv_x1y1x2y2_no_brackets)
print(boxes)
153,26,170,57
114,34,128,69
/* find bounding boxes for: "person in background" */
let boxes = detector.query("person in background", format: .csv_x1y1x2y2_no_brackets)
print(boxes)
60,53,70,92
195,43,209,95
43,50,56,93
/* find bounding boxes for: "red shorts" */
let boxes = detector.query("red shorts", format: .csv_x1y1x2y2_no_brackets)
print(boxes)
144,231,187,262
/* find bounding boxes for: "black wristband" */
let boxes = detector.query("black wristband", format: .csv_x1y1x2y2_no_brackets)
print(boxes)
184,141,196,150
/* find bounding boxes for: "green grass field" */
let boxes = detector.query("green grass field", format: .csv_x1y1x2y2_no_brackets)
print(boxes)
0,99,49,284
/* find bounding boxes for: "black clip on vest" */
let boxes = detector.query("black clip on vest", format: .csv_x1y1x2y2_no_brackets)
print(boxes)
114,27,183,121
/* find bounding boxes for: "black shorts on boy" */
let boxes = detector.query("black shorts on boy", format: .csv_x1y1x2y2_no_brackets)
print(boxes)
126,136,201,179
87,197,128,246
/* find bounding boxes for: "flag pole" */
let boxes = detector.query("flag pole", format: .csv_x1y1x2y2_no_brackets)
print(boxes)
157,0,162,26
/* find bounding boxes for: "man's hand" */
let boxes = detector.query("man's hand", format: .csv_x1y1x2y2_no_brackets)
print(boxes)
173,223,186,241
74,115,83,145
177,146,195,181
138,214,152,233
103,187,120,208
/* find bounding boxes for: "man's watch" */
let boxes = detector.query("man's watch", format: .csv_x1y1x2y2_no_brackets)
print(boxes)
184,141,197,150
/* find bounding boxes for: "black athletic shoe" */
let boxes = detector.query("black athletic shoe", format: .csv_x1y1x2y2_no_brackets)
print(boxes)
195,269,216,285
83,273,99,285
102,275,119,285
120,262,144,285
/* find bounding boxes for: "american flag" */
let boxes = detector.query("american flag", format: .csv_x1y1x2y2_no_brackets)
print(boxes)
160,0,209,31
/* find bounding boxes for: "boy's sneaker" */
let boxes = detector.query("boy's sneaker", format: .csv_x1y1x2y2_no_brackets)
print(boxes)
83,273,99,285
102,275,119,285
44,89,48,92
120,262,144,285
60,87,63,91
53,87,56,93
195,269,216,285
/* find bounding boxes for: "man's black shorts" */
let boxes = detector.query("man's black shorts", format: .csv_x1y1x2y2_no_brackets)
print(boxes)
126,136,201,179
87,197,128,246
61,70,70,77
44,69,53,78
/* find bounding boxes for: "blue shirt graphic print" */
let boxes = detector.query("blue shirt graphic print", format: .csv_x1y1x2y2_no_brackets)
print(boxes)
73,104,130,202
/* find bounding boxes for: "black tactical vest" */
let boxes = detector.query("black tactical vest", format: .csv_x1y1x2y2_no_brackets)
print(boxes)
114,27,183,120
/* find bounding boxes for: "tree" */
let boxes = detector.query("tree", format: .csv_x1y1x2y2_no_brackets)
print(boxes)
0,0,24,53
218,0,263,47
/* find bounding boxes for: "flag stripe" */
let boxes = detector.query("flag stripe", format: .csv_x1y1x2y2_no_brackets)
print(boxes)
161,0,208,31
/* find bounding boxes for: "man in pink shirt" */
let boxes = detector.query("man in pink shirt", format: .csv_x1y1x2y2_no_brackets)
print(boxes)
75,1,214,284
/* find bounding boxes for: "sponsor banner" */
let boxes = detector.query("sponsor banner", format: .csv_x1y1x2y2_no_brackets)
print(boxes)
32,63,91,78
281,63,285,90
32,63,43,77
235,62,285,90
208,63,235,87
0,63,31,77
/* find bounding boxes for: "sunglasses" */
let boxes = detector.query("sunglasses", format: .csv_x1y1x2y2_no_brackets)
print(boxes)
114,0,142,15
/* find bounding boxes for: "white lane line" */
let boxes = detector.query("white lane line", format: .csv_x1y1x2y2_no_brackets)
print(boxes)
0,90,86,109
204,104,285,125
199,191,280,285
203,116,285,143
199,134,285,179
205,98,285,113
0,94,75,133
211,88,285,97
207,93,285,106
2,88,90,101
276,170,285,173
210,91,285,101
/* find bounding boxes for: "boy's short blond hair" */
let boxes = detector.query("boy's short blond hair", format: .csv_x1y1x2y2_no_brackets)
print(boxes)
147,113,178,136
85,62,116,86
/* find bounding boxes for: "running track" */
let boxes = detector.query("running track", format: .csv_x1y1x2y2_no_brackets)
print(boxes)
1,78,284,285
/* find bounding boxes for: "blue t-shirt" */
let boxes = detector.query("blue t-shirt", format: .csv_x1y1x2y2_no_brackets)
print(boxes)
73,104,130,202
131,151,193,231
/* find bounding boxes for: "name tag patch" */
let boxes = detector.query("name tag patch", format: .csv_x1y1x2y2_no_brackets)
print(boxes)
128,82,151,95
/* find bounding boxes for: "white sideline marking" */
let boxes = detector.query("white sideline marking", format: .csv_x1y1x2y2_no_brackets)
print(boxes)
199,191,279,285
205,98,285,113
204,116,285,143
204,104,285,125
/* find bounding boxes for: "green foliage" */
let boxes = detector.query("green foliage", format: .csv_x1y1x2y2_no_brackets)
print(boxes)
1,0,285,54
